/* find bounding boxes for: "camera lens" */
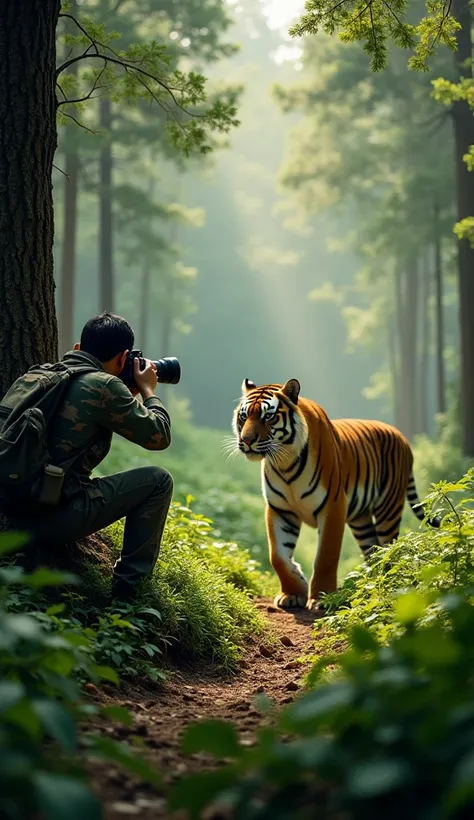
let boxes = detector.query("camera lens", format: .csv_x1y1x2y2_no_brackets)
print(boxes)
154,357,181,385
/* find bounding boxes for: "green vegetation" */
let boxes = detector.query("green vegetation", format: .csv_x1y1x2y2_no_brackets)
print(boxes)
168,472,474,819
0,532,161,820
0,500,269,818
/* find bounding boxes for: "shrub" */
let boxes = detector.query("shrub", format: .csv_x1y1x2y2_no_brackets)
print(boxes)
0,533,160,820
169,591,474,820
168,472,474,820
17,501,269,679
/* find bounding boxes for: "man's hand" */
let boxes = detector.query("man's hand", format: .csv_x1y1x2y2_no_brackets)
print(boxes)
134,357,157,401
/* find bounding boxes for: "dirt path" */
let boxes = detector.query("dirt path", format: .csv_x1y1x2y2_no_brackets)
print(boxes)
87,598,321,819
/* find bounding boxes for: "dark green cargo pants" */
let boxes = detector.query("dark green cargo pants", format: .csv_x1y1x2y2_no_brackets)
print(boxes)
20,466,173,596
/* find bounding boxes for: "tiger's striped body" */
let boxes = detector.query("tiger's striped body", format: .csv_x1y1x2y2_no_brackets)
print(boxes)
233,379,439,611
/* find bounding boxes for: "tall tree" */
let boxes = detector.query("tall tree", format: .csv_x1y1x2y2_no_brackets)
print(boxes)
0,1,60,396
451,0,474,455
291,0,474,453
0,2,238,395
58,0,80,354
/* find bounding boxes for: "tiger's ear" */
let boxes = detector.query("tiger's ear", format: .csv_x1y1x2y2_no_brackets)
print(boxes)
281,379,300,404
241,378,257,395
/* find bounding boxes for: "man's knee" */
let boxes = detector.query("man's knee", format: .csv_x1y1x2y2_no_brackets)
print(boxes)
147,465,173,499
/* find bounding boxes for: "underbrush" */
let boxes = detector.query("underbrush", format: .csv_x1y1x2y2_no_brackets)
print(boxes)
168,471,474,820
8,501,269,681
0,534,161,820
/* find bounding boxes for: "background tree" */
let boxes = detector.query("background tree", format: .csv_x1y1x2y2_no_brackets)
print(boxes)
0,1,238,396
290,0,474,454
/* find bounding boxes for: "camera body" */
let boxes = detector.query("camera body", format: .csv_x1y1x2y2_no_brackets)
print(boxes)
120,350,181,390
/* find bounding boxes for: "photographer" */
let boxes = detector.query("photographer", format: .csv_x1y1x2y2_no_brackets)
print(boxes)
8,312,174,600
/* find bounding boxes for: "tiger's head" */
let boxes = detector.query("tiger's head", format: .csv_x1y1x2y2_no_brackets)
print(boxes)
232,378,307,463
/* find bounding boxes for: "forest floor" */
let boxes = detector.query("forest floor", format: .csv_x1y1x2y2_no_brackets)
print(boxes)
86,598,322,819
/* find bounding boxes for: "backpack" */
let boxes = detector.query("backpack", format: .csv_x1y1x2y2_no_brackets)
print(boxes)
0,361,97,506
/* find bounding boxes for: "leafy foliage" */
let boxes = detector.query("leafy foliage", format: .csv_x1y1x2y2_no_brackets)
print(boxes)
168,472,474,820
57,8,240,156
0,533,161,820
290,0,460,71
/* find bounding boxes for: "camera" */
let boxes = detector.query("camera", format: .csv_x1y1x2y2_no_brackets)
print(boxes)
120,350,181,390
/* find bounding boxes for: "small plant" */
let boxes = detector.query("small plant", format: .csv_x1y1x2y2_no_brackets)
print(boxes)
0,533,161,820
168,472,474,820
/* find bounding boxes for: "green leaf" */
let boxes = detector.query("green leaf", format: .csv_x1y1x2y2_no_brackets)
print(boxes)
46,603,66,616
286,684,354,726
394,591,427,624
0,681,25,713
348,760,410,797
168,768,237,817
102,705,133,726
349,625,379,652
0,531,30,556
137,607,162,620
33,772,101,820
23,568,79,589
94,665,120,685
32,698,77,753
3,613,42,640
90,736,162,788
4,699,41,740
182,720,242,758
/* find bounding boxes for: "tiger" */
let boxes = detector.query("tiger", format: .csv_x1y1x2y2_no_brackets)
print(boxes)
232,377,440,611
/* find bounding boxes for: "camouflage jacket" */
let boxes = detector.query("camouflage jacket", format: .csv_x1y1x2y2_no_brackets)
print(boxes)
48,351,171,499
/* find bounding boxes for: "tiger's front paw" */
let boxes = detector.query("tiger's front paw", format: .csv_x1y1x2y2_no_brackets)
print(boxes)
274,592,307,609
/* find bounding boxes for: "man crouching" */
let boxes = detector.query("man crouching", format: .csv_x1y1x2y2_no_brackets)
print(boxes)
8,312,173,600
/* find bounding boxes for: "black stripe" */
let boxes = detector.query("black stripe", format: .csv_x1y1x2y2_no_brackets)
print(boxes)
282,542,296,550
268,502,299,531
301,437,322,499
287,441,309,484
312,468,334,520
351,523,376,536
264,471,286,499
282,525,300,537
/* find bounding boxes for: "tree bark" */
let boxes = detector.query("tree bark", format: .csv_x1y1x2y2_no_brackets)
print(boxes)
388,302,401,430
0,1,60,396
433,202,446,419
59,149,79,354
451,0,474,456
394,262,419,441
99,94,114,312
140,259,151,350
58,0,79,355
418,255,430,436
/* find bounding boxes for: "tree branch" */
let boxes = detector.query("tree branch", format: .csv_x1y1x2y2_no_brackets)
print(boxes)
61,111,99,134
53,163,71,180
56,62,109,108
56,52,201,121
59,13,100,56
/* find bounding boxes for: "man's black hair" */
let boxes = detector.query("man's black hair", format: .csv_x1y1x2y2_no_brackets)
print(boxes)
80,312,135,361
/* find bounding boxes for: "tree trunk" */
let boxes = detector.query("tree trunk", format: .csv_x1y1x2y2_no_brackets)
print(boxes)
418,255,430,436
395,263,419,441
433,202,446,419
452,0,474,456
388,299,401,429
139,175,155,349
0,1,60,397
59,150,79,354
99,95,114,312
58,0,79,355
139,259,151,350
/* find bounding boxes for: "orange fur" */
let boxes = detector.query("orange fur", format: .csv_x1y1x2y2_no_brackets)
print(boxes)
233,379,438,611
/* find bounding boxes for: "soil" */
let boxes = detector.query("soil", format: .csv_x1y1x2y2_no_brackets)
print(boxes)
85,598,323,819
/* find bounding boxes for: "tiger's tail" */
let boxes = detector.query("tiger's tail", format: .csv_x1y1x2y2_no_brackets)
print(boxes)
406,471,441,528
